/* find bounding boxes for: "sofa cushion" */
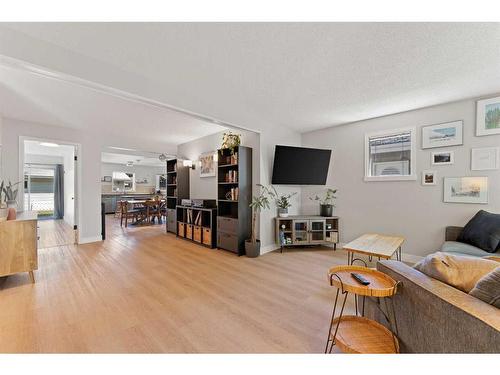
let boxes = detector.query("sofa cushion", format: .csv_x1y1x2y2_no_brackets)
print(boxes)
441,241,492,257
457,210,500,253
414,252,499,293
469,267,500,308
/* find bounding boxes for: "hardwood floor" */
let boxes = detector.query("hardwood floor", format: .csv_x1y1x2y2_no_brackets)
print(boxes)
38,219,75,249
0,216,355,353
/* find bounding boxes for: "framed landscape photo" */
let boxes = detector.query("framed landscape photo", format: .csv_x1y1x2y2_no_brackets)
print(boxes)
444,177,488,204
422,170,437,185
471,147,499,171
431,151,454,165
476,96,500,136
199,152,216,177
421,120,463,149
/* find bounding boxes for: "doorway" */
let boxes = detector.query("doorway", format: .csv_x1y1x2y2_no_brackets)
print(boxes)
22,139,77,248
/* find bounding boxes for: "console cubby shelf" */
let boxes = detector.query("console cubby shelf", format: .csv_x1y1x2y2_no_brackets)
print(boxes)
217,146,252,255
276,215,340,251
176,205,217,248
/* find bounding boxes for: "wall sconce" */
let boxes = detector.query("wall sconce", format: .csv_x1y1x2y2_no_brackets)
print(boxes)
183,159,195,170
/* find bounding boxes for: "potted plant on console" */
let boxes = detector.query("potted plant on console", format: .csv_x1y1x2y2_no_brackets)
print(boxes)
246,186,271,258
266,185,297,218
2,180,21,211
309,188,337,217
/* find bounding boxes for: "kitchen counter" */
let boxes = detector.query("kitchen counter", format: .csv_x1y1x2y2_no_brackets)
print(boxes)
101,193,165,214
101,192,158,196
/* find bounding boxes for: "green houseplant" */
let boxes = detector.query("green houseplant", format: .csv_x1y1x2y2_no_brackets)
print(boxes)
2,180,21,211
309,188,337,217
221,131,241,154
246,185,271,258
265,185,297,217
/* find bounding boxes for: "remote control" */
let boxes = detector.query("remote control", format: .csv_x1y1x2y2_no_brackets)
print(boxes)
351,273,370,286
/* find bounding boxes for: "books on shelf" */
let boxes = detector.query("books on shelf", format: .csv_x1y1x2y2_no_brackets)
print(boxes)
224,170,238,183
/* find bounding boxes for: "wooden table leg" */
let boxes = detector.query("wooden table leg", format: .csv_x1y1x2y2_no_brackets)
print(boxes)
28,271,35,283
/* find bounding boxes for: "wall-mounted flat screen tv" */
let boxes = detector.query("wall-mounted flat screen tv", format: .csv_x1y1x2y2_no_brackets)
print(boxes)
271,145,332,185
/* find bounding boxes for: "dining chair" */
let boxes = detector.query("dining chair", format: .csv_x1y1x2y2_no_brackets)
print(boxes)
120,200,140,227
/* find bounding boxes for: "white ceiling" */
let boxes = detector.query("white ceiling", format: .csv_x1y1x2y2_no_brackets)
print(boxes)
0,64,226,152
2,22,500,133
101,151,168,167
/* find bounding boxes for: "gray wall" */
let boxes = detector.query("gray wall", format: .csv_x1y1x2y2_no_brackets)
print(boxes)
301,96,500,259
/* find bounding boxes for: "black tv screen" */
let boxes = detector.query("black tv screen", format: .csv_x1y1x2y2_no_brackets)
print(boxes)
271,145,331,185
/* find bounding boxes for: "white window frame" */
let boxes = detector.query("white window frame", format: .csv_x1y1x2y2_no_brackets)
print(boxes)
364,127,417,182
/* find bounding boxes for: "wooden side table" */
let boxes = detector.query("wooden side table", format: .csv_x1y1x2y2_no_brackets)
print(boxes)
324,265,400,354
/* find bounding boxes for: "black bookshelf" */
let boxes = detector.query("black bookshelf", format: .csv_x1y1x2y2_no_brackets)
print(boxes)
166,158,190,233
217,146,252,255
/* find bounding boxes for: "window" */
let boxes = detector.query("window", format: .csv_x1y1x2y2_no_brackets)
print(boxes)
364,127,416,181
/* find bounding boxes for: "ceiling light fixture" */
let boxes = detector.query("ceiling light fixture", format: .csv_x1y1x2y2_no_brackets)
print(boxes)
158,154,168,162
109,146,137,152
39,142,60,147
126,161,134,167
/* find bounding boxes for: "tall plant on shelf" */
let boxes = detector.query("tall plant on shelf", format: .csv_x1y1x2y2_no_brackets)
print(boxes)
246,185,271,257
309,188,337,217
221,131,241,155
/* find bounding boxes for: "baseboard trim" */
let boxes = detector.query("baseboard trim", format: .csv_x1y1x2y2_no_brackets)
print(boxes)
259,242,424,264
260,244,280,255
78,236,103,245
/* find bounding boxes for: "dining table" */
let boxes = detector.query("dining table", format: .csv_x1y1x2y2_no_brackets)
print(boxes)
126,199,166,225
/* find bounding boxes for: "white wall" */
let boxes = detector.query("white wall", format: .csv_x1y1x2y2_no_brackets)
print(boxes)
301,96,500,259
259,125,302,252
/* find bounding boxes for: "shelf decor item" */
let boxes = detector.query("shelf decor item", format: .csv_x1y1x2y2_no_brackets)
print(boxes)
421,120,463,149
246,185,271,258
324,265,399,354
221,131,241,154
471,147,499,171
476,96,500,136
444,177,488,204
309,188,337,217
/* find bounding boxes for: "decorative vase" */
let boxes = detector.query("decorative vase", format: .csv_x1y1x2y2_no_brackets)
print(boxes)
278,207,289,217
245,240,261,258
6,200,17,211
320,204,333,217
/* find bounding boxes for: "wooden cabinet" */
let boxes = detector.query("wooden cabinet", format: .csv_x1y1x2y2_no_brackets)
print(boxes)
276,215,339,251
0,211,38,282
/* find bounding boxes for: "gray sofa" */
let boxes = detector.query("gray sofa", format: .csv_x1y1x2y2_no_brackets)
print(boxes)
363,260,500,353
441,226,500,257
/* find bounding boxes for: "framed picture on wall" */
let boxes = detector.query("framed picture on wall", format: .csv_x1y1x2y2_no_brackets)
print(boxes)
199,152,216,178
443,177,488,204
471,147,499,171
421,120,463,149
422,170,437,185
476,96,500,136
431,151,454,165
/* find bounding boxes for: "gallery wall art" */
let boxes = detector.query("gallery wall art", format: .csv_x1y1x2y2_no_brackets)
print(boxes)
422,120,463,149
443,177,488,204
476,96,500,136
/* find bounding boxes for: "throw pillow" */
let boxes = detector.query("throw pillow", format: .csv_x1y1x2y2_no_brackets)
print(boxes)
469,267,500,308
457,210,500,253
414,252,499,293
